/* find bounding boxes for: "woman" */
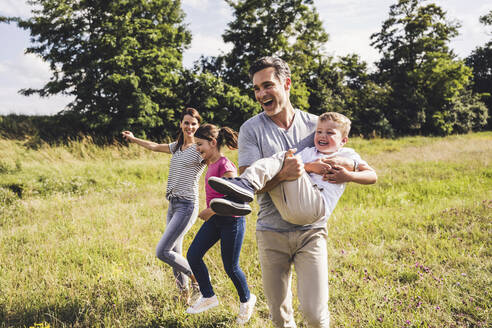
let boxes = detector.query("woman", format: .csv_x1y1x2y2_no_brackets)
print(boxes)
122,108,205,302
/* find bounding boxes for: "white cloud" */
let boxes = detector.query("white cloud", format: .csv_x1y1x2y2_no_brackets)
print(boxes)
0,51,72,115
435,1,491,54
217,1,233,18
0,86,71,115
0,51,53,89
324,31,381,69
0,0,32,17
182,0,211,10
314,0,394,65
184,33,232,67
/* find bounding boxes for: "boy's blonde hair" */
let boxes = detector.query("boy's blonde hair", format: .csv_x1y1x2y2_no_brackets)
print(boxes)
318,112,351,138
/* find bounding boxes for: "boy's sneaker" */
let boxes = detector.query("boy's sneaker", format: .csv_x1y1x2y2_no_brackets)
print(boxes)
208,177,255,202
210,197,252,216
186,295,219,314
237,293,257,325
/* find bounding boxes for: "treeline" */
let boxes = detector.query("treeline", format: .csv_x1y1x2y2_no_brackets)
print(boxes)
1,0,490,143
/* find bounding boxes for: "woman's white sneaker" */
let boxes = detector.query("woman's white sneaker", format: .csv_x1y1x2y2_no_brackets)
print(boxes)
237,293,257,324
186,295,219,314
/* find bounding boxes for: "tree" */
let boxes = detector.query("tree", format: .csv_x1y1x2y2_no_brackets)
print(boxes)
479,10,492,27
177,70,260,131
198,0,329,112
2,0,191,139
371,0,487,135
336,55,393,137
465,10,492,129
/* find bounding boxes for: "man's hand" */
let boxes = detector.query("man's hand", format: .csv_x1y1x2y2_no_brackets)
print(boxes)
277,148,304,181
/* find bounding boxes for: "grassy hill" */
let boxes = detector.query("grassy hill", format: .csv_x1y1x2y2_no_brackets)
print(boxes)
0,133,490,327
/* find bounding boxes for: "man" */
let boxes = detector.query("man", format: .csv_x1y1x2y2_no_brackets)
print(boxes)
238,56,354,328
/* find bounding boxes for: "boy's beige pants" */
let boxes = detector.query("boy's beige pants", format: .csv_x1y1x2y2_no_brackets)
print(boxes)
241,151,325,225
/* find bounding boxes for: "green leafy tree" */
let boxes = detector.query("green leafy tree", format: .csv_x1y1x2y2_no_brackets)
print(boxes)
199,0,329,112
336,55,393,137
302,54,393,137
479,10,492,26
465,10,492,128
178,70,260,130
371,0,487,135
303,56,345,117
201,0,391,135
2,0,191,139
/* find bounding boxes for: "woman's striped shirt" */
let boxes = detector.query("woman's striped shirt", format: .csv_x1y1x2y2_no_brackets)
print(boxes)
166,142,206,202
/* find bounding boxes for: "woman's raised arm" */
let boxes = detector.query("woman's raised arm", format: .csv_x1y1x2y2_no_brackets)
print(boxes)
122,131,171,153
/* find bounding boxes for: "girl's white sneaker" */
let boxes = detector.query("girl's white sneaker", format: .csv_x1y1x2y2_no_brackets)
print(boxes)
186,295,219,314
237,293,257,324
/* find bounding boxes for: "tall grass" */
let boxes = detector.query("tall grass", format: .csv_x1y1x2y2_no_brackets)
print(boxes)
0,133,490,327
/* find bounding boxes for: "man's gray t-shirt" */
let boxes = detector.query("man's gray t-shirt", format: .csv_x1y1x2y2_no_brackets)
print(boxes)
238,109,320,232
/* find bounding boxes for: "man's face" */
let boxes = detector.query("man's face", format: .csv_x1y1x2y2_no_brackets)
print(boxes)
314,120,348,154
252,67,291,117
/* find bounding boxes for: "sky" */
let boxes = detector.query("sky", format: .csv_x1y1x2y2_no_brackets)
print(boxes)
0,0,490,116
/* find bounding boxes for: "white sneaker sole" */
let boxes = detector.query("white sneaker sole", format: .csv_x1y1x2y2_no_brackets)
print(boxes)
210,198,252,216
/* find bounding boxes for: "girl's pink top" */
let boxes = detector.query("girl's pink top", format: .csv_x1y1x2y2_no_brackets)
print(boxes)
205,156,237,207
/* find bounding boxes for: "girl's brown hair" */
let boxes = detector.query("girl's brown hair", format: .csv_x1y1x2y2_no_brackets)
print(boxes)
194,123,238,150
176,107,202,151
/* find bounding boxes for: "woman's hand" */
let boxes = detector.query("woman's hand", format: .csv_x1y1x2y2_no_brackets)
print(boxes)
121,131,170,153
122,131,135,141
198,208,215,221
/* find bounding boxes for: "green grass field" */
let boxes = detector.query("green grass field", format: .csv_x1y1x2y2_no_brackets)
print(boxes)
0,133,490,328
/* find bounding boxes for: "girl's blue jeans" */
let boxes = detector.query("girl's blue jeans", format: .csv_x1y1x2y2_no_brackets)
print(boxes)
187,214,251,303
155,197,198,290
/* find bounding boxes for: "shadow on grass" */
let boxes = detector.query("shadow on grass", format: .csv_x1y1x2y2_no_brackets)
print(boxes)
136,314,233,328
0,301,83,327
1,301,234,328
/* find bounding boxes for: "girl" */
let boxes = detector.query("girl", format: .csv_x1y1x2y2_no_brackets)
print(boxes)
186,124,256,325
122,108,205,302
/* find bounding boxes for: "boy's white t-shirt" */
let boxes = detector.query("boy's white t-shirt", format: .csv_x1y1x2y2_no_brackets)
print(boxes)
297,147,367,217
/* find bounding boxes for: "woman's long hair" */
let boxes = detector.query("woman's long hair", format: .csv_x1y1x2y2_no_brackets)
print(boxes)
194,123,238,150
175,107,202,151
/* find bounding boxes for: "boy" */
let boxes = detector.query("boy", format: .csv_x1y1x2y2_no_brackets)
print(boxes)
208,112,377,225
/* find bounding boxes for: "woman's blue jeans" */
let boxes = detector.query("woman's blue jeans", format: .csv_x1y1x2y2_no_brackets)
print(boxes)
187,215,251,303
155,197,198,290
